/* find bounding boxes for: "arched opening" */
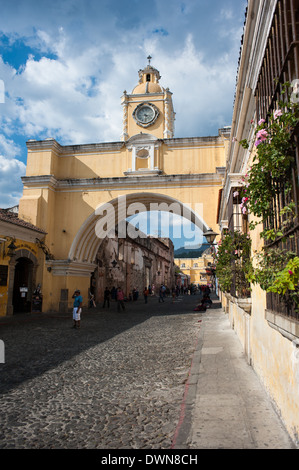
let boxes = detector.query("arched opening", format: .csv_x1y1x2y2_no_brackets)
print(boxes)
67,192,215,304
68,192,211,265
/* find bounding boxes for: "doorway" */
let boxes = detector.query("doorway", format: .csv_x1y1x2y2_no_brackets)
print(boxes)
12,257,34,313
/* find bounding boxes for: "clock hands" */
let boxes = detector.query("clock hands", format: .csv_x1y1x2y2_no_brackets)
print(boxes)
133,103,159,127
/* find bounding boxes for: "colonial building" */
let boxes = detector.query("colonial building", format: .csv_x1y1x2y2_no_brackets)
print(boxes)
92,228,174,305
218,0,299,444
18,59,228,313
0,207,46,316
175,252,215,287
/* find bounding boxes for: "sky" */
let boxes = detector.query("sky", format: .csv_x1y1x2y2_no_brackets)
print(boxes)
0,0,247,248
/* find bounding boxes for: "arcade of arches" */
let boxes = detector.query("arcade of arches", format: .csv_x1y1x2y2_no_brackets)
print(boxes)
17,61,230,313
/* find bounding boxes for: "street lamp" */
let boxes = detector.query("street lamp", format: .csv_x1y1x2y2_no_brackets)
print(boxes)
204,229,219,246
7,240,17,258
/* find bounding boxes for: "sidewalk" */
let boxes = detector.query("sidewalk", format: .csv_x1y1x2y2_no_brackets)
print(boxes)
173,301,296,449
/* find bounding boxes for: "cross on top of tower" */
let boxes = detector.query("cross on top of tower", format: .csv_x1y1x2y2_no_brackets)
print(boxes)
147,55,152,65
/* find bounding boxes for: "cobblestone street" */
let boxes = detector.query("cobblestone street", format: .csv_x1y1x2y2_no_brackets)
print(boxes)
0,294,203,449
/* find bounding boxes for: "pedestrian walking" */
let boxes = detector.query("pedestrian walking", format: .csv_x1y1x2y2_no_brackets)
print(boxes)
72,289,83,329
143,287,149,304
111,286,117,301
159,285,165,303
162,284,166,298
89,292,96,308
103,287,110,308
116,287,125,312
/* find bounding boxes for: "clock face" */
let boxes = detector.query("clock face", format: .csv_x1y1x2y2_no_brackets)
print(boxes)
133,102,159,128
136,105,155,124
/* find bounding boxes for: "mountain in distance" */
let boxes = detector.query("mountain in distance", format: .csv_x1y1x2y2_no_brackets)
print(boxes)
174,244,209,259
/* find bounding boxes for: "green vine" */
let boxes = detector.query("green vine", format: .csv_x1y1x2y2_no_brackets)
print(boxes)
232,85,299,311
215,231,252,298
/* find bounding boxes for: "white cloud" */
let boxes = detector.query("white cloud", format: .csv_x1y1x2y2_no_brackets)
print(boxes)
0,0,247,211
0,154,25,207
0,134,24,207
0,134,21,158
3,30,238,147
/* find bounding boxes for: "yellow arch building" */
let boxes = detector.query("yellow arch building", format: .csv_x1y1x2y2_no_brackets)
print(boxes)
19,60,229,312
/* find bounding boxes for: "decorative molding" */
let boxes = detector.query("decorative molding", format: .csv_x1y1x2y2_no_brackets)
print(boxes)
166,136,222,147
21,175,57,189
124,169,162,177
22,173,223,191
121,91,129,141
45,259,97,277
163,89,175,139
125,133,160,148
26,139,124,156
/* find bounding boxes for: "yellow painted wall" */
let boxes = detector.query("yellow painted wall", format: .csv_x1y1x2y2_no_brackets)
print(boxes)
163,144,225,175
249,221,299,441
25,138,226,181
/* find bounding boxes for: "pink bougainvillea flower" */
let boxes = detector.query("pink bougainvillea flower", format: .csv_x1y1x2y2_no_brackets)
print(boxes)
242,206,247,214
233,191,239,197
255,128,268,146
274,109,283,120
288,270,294,275
256,129,268,140
258,118,266,125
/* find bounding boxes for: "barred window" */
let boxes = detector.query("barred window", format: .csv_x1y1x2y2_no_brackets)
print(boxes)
255,0,299,319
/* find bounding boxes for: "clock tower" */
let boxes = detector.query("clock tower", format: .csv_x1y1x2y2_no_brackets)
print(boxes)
121,57,175,141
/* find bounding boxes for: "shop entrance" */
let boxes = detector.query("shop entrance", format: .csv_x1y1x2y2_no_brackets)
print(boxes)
12,257,34,313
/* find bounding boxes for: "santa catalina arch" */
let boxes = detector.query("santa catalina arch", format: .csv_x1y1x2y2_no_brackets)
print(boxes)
19,59,229,311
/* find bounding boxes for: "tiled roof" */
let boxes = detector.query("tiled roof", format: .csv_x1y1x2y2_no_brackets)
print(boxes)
0,209,46,234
